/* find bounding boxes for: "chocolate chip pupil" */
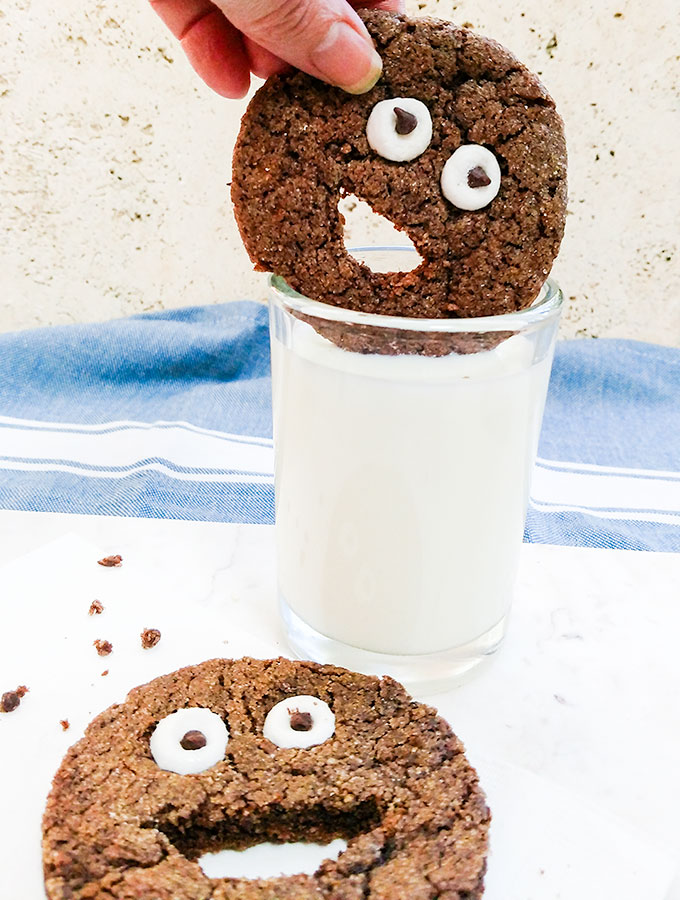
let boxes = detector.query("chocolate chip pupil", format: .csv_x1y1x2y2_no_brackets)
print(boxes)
289,710,313,732
393,106,418,135
467,166,492,188
180,729,207,750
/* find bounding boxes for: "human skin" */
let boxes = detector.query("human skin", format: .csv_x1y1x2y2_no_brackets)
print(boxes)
150,0,405,98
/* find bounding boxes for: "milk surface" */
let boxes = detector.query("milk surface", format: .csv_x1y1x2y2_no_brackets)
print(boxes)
272,324,551,657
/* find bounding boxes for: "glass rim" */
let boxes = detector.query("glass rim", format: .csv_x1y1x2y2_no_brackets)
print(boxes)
269,246,562,335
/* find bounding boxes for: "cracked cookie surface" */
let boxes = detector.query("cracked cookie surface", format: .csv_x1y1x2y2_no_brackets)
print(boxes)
232,10,567,318
42,657,489,899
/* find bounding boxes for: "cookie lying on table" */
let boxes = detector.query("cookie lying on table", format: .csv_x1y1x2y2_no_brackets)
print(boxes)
232,10,567,319
43,657,490,899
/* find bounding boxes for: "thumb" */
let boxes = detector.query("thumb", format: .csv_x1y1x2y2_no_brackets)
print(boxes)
218,0,383,93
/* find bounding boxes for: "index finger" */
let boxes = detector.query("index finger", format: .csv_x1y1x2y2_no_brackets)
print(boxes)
149,0,251,97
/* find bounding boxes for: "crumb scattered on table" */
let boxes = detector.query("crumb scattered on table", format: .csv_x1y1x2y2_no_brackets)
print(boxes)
93,639,113,657
97,555,122,568
141,628,161,649
1,686,27,713
89,600,104,615
1,692,20,713
101,670,109,677
60,719,70,731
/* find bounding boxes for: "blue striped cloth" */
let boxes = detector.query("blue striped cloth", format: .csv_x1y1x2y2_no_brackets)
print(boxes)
0,302,678,551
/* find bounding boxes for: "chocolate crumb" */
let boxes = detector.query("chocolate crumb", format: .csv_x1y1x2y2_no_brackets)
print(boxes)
101,670,109,677
467,165,492,188
1,691,21,713
60,719,70,731
393,106,418,135
288,709,313,732
16,685,29,698
97,555,122,568
94,639,113,657
141,628,161,650
180,729,207,750
89,600,104,616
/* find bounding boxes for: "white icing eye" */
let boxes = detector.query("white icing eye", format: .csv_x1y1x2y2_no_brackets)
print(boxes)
440,144,502,210
366,98,433,162
263,695,335,749
149,708,229,775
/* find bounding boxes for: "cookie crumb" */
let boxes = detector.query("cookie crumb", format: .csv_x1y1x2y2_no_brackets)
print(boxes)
545,34,558,57
1,691,21,713
97,555,122,568
60,719,70,731
16,685,29,698
94,639,113,657
101,670,109,677
141,628,161,649
89,600,104,616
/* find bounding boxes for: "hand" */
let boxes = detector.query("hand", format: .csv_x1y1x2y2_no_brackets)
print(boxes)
150,0,405,99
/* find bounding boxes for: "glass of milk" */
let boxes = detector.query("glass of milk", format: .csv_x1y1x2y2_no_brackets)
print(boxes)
269,248,562,691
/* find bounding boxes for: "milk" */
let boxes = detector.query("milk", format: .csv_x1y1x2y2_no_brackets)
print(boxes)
271,322,552,657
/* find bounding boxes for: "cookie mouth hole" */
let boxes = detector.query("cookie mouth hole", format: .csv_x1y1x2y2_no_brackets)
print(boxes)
339,195,422,272
199,837,347,879
159,800,380,878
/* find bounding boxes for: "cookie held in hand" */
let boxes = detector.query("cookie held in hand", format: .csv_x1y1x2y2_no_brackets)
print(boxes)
232,10,567,319
43,657,490,899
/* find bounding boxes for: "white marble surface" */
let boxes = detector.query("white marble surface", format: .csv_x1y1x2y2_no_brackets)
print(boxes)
0,509,679,897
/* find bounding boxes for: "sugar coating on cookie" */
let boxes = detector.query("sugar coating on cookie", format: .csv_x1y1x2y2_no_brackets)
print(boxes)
43,657,490,900
232,10,567,319
263,694,335,748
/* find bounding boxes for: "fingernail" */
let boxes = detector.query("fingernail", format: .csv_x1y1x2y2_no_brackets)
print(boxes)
311,21,382,94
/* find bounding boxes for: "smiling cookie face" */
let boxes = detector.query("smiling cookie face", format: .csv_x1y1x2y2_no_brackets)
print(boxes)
232,11,567,319
42,658,489,900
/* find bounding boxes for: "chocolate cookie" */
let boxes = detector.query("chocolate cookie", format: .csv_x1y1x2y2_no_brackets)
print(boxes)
43,657,489,899
232,10,567,318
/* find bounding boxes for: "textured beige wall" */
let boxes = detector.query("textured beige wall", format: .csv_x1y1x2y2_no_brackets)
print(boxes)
1,0,678,343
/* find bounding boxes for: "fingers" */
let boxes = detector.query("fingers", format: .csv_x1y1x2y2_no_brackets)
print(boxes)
150,0,213,39
150,0,399,98
150,0,251,97
242,36,292,80
216,0,383,94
